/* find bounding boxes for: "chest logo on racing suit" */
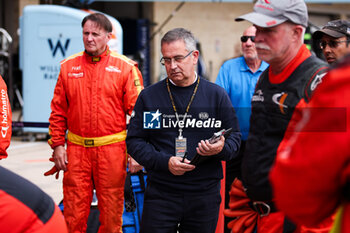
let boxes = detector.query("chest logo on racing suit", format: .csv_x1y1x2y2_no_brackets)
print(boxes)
71,66,81,71
272,92,288,114
68,72,84,78
143,109,162,129
310,72,327,91
105,66,121,73
252,89,264,102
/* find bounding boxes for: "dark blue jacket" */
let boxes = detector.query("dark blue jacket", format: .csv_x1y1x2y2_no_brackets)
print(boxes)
126,77,241,193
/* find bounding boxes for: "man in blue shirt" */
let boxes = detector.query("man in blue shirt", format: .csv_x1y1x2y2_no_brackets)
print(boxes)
215,25,268,233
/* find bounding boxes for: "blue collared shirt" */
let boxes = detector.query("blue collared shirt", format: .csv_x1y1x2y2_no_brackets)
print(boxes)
215,56,269,140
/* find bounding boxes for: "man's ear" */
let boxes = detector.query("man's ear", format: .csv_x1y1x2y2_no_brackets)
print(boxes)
106,32,112,42
192,50,199,65
293,25,304,42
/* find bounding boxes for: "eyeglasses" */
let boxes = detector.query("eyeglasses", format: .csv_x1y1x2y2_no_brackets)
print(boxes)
319,40,350,49
160,51,193,66
240,36,255,43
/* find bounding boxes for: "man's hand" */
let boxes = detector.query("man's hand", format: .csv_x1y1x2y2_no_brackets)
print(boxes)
196,136,225,156
168,156,195,176
128,156,144,173
53,145,68,171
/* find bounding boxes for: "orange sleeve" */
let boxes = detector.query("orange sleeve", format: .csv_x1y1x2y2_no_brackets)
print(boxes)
270,65,350,227
0,75,12,159
123,64,143,116
48,70,68,149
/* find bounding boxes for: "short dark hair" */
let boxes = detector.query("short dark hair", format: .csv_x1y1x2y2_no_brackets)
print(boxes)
161,28,196,52
81,13,112,33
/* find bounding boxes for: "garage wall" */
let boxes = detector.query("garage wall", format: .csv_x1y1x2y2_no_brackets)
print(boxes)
152,2,253,83
151,2,350,84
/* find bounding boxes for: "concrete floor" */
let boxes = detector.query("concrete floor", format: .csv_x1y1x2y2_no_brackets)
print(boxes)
1,136,63,204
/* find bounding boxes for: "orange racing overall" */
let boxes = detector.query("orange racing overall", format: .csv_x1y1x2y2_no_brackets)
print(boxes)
0,75,11,159
48,48,143,232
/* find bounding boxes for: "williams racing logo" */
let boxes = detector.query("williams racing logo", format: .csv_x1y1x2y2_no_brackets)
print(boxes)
143,109,222,129
48,39,70,58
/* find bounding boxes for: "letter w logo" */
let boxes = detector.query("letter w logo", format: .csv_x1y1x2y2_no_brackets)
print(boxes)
48,39,70,57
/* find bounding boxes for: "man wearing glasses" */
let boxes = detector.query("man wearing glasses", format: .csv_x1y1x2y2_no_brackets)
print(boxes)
126,28,241,233
215,26,268,233
313,19,350,64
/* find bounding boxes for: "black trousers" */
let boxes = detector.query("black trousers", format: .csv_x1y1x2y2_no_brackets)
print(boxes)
140,182,221,233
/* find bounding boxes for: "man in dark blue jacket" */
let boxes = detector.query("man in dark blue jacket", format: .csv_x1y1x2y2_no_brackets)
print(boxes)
126,28,241,233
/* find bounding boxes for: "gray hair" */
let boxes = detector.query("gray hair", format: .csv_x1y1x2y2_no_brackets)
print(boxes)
161,28,197,52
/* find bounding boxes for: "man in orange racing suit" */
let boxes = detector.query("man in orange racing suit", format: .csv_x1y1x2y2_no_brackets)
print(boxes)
0,75,11,159
47,13,143,232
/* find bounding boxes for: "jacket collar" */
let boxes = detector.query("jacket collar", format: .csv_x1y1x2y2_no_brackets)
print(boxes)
84,46,110,63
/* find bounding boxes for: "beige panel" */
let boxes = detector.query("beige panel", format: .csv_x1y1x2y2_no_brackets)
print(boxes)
152,2,254,83
151,2,350,84
308,3,350,28
19,0,39,16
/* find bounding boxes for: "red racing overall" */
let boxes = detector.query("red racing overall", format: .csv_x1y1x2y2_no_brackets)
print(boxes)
49,48,143,232
271,55,350,233
0,75,11,159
